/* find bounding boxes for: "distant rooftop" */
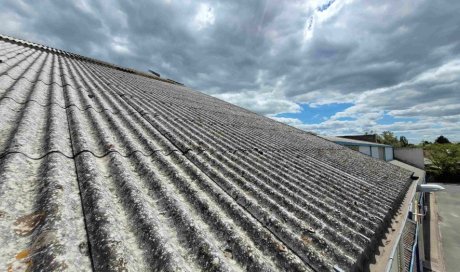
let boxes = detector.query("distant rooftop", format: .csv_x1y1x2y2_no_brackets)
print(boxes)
322,136,391,147
339,134,379,143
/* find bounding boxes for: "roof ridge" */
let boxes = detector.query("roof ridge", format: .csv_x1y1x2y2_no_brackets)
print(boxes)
0,33,184,86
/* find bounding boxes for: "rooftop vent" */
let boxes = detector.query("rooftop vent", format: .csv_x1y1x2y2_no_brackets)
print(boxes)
148,69,160,77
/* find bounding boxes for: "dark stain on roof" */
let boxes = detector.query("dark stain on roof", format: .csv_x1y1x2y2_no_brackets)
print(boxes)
0,34,413,271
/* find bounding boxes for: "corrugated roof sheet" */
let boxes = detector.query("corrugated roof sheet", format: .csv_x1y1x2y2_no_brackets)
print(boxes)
0,34,413,271
402,220,417,272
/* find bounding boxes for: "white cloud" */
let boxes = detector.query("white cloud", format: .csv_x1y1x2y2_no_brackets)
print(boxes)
268,116,303,126
111,36,131,55
1,0,459,142
288,57,460,142
194,3,215,30
214,91,301,115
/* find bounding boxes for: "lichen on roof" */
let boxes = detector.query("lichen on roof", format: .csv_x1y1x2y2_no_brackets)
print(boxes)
0,34,413,271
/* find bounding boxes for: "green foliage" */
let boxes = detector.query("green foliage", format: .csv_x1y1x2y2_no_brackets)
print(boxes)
420,140,432,146
435,135,450,144
371,132,459,181
376,131,412,147
399,136,409,147
378,131,398,145
426,143,460,181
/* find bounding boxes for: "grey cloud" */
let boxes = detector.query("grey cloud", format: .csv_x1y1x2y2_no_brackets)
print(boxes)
1,0,459,141
281,1,460,98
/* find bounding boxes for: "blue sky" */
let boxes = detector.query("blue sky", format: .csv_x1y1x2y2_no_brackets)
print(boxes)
2,0,459,143
275,105,419,126
271,103,423,140
377,115,418,126
275,103,354,124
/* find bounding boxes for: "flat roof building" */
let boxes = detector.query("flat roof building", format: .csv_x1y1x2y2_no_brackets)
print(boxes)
322,136,394,161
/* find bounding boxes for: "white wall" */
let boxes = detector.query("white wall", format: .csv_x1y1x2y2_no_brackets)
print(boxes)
359,146,371,156
394,148,425,169
371,146,379,159
385,147,394,161
356,145,392,161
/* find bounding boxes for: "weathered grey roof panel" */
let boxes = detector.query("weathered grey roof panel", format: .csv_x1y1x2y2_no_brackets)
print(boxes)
402,220,416,272
0,34,413,271
0,153,92,271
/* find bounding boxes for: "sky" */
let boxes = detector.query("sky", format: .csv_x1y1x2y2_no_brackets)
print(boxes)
1,0,459,143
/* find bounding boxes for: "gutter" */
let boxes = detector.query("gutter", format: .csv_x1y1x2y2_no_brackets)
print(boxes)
384,179,418,272
409,221,420,272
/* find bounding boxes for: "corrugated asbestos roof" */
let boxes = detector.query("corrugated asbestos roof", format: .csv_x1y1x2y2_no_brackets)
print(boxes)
0,34,413,272
402,220,416,272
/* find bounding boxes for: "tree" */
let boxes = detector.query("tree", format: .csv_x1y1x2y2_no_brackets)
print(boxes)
435,135,450,144
399,136,409,147
420,140,432,146
376,131,412,147
426,143,460,181
378,131,399,146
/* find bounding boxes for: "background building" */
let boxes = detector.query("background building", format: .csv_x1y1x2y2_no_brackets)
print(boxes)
322,135,394,161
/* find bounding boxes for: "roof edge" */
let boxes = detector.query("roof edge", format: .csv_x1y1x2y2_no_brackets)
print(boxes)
0,34,184,86
368,177,418,271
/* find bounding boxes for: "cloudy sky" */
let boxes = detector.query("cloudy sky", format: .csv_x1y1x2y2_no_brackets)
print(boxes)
2,0,459,143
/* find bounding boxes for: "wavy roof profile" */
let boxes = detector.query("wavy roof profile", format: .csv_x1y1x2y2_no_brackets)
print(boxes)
0,34,413,271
